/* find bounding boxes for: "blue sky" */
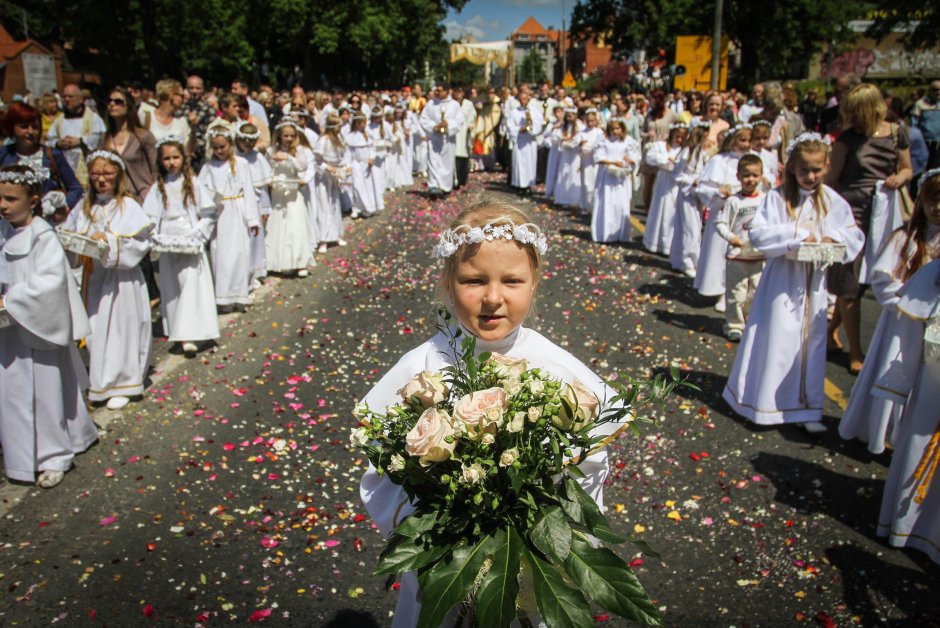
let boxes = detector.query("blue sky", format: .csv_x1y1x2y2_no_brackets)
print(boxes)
442,0,572,43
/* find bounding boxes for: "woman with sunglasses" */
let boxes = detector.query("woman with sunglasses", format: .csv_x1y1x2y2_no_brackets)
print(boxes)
102,86,157,201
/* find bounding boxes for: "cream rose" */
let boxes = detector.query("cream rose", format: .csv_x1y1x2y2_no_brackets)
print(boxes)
453,387,509,437
527,406,542,423
349,427,369,447
499,448,519,467
486,354,529,380
405,407,457,465
508,412,526,433
388,453,406,472
397,370,449,408
461,463,485,484
553,381,600,432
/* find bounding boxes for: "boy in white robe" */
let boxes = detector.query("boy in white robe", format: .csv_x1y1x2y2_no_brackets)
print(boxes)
419,85,463,197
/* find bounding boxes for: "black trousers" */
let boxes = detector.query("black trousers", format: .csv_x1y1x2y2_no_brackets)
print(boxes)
536,146,549,185
455,156,469,188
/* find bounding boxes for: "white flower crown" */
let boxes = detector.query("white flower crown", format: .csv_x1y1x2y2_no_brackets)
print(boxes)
156,134,186,149
206,125,233,140
433,222,548,259
692,119,711,129
751,119,773,128
274,119,301,132
235,121,261,141
786,132,831,157
86,150,127,172
919,167,940,190
730,122,753,133
669,122,690,130
0,165,50,186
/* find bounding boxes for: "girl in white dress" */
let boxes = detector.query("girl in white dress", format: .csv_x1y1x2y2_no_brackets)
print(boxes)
643,122,689,255
542,104,564,198
695,124,753,310
198,122,261,311
143,137,219,357
359,200,623,626
385,107,402,191
669,122,711,277
313,114,349,253
265,120,315,276
347,113,378,219
750,119,779,192
579,110,605,214
552,108,582,209
591,118,642,243
0,165,97,487
394,107,414,188
235,122,272,291
722,134,864,430
839,170,940,452
367,106,389,207
62,150,154,410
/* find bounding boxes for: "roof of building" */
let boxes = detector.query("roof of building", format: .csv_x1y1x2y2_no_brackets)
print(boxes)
0,23,55,60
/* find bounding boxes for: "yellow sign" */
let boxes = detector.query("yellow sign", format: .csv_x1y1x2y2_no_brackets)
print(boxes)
562,71,577,89
674,35,729,91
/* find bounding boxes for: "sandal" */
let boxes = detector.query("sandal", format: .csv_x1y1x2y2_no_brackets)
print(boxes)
848,358,864,376
37,470,65,489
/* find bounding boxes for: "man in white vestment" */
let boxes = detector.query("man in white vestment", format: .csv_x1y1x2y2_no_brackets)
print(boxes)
454,86,477,189
506,90,544,193
419,84,463,198
45,83,106,186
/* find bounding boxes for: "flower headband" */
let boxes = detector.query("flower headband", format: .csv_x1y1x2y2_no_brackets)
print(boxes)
0,165,50,186
692,119,711,129
274,119,300,132
786,132,831,157
206,124,233,140
751,119,772,128
86,149,127,172
234,121,260,141
919,167,940,190
433,222,548,259
669,122,690,130
730,122,753,133
156,134,186,149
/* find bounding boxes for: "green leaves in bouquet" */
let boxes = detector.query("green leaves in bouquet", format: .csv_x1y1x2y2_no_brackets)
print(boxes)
564,535,661,625
475,527,523,627
416,535,494,628
604,366,698,426
523,546,594,628
529,506,571,565
374,530,450,576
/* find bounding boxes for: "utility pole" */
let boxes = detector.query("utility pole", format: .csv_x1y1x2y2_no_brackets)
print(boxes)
561,0,567,81
710,0,723,91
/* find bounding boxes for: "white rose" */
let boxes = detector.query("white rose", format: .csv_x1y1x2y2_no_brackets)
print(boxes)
486,354,529,380
405,407,457,465
349,427,369,447
499,448,519,467
505,379,523,396
481,433,495,445
461,463,485,484
527,407,542,423
553,381,601,432
528,379,545,395
388,454,406,472
508,412,525,433
397,371,449,408
352,403,369,419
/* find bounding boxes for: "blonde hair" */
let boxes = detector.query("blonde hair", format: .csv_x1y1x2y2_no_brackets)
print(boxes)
155,79,182,102
83,155,132,218
783,139,829,220
436,199,543,307
840,83,886,137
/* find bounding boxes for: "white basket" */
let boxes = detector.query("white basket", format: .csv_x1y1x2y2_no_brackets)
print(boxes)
785,242,846,265
57,230,109,260
605,165,631,180
561,139,580,150
327,166,351,185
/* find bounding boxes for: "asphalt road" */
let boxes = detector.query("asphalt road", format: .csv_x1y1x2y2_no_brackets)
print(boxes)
0,172,937,626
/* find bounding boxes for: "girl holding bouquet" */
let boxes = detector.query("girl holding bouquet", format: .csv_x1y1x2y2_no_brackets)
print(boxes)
359,200,640,627
591,118,642,243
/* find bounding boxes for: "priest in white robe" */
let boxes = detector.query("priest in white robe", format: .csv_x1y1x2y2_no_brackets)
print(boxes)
419,85,463,197
505,91,545,192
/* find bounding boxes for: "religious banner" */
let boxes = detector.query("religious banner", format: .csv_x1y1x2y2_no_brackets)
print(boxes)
449,41,512,69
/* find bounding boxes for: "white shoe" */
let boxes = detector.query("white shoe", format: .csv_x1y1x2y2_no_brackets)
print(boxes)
801,421,827,434
337,239,348,247
297,269,309,278
317,243,328,254
250,279,262,292
106,396,130,410
37,470,65,489
683,269,696,279
350,209,361,219
182,342,198,355
714,296,726,313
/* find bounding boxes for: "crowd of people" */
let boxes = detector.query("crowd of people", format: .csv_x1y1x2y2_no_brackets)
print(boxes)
1,74,938,566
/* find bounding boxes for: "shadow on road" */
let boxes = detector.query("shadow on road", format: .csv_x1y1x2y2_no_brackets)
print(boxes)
639,281,716,309
652,308,725,338
322,609,382,628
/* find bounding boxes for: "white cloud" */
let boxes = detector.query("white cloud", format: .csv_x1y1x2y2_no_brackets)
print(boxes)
444,15,504,42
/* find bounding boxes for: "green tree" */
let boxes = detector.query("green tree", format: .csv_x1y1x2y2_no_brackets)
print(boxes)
516,48,548,85
865,2,938,49
449,59,484,87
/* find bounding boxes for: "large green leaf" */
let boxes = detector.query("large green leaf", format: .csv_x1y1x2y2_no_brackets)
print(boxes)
529,507,572,565
523,547,593,628
563,476,605,529
393,508,439,538
476,527,523,628
564,536,661,625
416,536,493,628
374,534,449,576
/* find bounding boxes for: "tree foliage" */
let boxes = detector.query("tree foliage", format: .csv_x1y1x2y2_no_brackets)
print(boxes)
1,0,467,89
517,48,548,85
570,0,868,85
864,2,938,49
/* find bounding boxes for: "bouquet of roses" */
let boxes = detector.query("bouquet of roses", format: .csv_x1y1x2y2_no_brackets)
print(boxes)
351,322,683,627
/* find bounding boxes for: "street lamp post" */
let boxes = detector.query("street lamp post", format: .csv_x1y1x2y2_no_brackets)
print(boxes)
710,0,723,91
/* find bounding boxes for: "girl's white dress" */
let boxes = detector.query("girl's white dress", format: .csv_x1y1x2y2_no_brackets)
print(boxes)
694,152,744,296
876,258,940,564
62,196,154,402
542,121,562,197
591,137,642,243
240,149,272,283
347,131,378,217
642,141,683,255
838,229,937,453
265,147,315,273
386,123,403,190
366,121,389,207
142,175,220,342
359,326,622,627
0,218,98,481
198,157,261,306
313,135,348,244
552,128,582,207
579,127,605,212
396,120,415,188
669,147,709,275
722,186,864,424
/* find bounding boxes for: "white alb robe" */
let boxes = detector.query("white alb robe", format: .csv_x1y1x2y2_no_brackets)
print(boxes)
265,147,314,273
542,120,563,197
506,102,545,189
552,126,582,207
367,121,390,204
694,152,744,296
669,147,709,275
143,176,220,342
722,186,865,424
347,131,378,216
419,97,464,193
0,218,97,481
240,149,273,282
198,157,261,305
591,137,642,243
62,196,154,401
579,127,605,212
313,135,348,243
642,141,683,255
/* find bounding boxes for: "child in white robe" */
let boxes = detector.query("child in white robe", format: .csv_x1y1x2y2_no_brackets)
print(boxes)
265,120,315,275
0,165,98,487
313,114,349,253
669,122,711,277
695,125,753,310
579,110,605,214
198,122,261,310
143,137,219,357
542,104,564,198
359,200,623,626
591,118,642,243
366,106,389,206
384,107,402,191
839,170,940,452
750,119,779,192
62,150,154,411
876,257,940,564
552,108,582,208
347,114,378,219
394,107,414,188
722,134,864,430
235,122,272,291
643,122,688,255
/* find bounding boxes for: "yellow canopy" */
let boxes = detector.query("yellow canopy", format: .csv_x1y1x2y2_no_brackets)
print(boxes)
450,41,512,69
